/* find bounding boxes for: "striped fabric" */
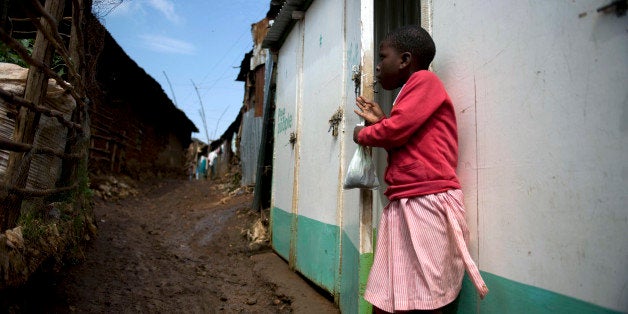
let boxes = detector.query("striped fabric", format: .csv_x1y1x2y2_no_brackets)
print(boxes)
364,189,488,312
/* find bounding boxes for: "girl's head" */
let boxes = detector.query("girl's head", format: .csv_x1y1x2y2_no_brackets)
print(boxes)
376,25,436,90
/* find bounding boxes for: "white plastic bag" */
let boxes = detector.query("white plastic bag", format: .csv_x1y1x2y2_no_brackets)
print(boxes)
343,145,380,190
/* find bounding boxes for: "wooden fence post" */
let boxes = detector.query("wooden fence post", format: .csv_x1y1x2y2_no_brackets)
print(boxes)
58,0,88,189
1,0,66,231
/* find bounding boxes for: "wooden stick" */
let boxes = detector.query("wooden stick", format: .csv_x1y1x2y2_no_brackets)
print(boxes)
1,182,79,198
1,0,67,231
26,0,84,94
0,88,82,131
0,137,81,159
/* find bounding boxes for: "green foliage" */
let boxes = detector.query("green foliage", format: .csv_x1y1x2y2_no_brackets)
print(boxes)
51,56,66,77
0,39,33,68
0,38,66,76
17,204,46,240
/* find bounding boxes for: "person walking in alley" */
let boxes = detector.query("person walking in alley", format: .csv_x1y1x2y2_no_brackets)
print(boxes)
353,25,488,313
196,147,208,180
208,147,220,180
186,143,198,181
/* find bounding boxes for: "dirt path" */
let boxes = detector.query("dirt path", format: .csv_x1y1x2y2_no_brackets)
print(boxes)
2,177,339,313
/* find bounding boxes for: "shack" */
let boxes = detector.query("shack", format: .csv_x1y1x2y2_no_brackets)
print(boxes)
236,7,280,189
89,26,198,178
2,2,198,179
235,2,283,210
262,0,627,313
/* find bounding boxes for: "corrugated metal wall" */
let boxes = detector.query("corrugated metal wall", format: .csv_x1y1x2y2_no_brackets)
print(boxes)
240,109,263,186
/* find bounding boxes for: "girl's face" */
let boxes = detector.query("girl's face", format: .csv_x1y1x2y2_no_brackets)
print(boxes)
376,41,404,90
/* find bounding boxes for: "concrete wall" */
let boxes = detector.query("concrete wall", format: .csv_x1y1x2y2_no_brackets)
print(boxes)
430,0,627,312
270,0,372,312
272,0,627,313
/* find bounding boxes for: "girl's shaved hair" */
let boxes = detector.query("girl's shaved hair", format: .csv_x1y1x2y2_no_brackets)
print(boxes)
384,25,435,70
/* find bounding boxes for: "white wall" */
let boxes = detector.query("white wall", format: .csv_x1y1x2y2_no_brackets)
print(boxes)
272,23,302,215
433,0,627,311
342,0,373,255
296,0,346,225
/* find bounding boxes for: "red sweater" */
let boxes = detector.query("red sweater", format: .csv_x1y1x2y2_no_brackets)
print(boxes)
357,70,461,200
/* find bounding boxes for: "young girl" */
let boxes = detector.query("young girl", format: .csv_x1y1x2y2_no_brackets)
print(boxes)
353,25,488,313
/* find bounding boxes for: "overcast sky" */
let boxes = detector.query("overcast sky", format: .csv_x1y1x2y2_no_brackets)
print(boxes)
97,0,270,142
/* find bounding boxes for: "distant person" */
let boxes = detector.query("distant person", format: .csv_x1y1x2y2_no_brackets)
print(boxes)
186,143,198,181
352,25,488,313
196,147,208,180
187,161,196,181
208,147,220,180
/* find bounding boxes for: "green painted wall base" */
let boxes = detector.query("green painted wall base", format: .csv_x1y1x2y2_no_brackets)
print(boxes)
358,253,374,314
273,207,372,314
457,273,622,314
295,214,339,292
339,230,359,313
270,206,291,260
271,207,622,314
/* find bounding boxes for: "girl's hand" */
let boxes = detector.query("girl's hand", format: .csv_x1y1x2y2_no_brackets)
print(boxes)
354,96,385,124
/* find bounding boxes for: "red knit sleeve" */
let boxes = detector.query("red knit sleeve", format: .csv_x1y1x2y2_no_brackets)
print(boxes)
357,71,447,149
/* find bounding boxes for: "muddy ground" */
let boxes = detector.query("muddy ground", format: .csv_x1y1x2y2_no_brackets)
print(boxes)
1,176,339,313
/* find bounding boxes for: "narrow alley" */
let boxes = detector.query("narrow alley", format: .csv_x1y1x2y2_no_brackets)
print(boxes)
1,176,338,313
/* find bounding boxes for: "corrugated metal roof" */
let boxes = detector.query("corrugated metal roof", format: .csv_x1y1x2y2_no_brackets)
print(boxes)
262,0,314,49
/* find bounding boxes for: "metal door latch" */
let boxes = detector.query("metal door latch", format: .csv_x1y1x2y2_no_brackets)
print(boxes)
289,132,297,146
352,65,361,96
328,108,343,137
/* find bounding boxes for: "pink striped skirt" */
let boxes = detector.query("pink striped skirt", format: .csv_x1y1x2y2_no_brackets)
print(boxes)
363,189,488,312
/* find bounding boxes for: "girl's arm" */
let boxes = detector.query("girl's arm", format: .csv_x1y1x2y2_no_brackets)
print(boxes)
357,71,448,149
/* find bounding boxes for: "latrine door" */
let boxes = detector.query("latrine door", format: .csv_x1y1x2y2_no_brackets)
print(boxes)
372,0,422,225
270,22,303,263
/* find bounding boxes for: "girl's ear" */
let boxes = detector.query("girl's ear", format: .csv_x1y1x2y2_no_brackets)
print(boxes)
399,52,412,69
